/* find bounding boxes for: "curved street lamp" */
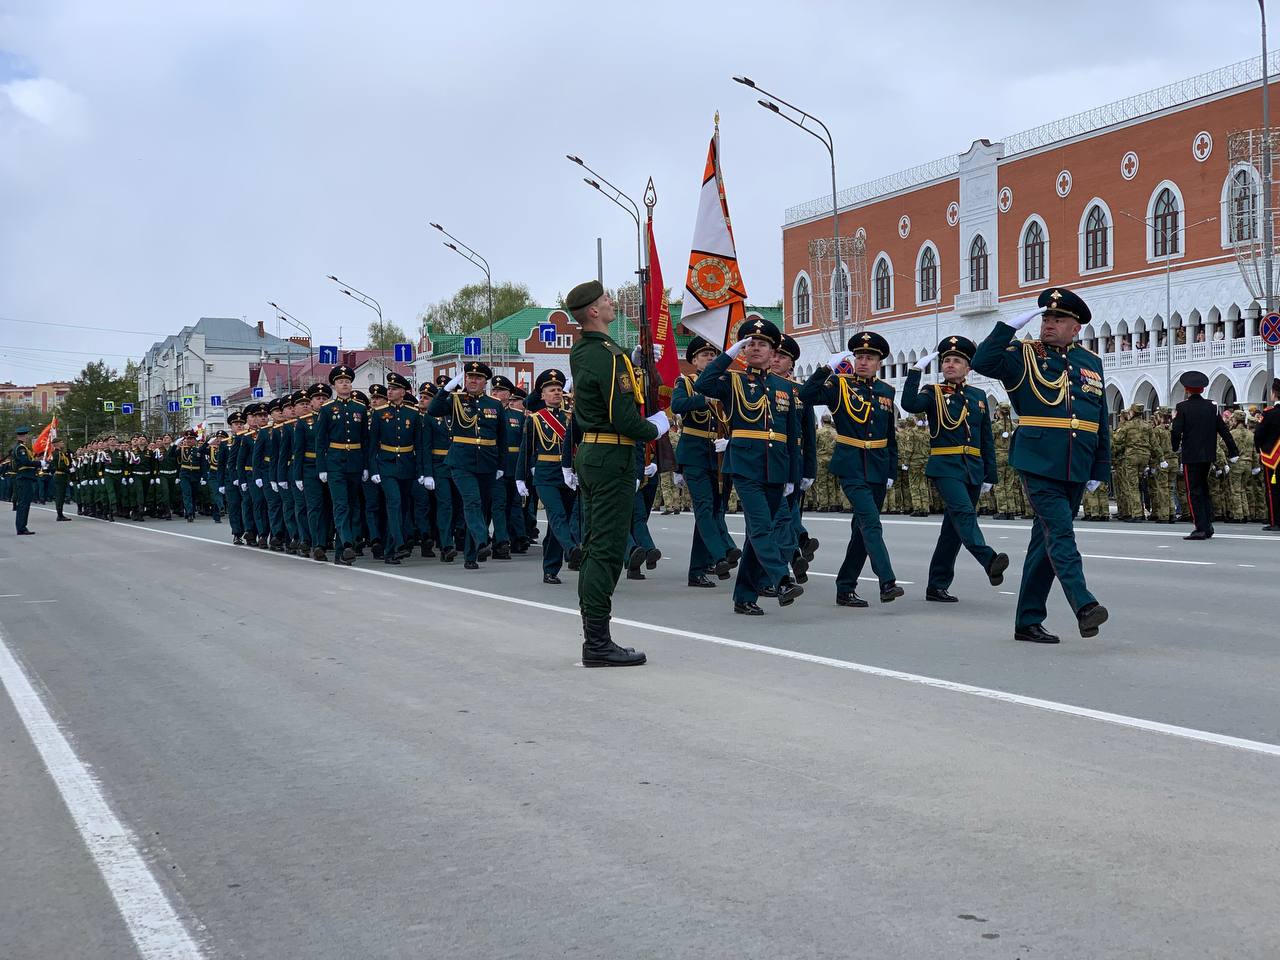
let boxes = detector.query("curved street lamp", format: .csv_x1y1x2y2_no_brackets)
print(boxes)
430,223,495,360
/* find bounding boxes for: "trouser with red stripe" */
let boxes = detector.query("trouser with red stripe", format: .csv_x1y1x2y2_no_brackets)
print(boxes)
1182,462,1215,536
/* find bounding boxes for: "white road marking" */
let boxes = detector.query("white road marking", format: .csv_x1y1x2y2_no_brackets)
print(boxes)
785,513,1280,542
22,599,58,604
1081,554,1214,566
999,591,1017,595
0,594,21,598
70,514,1280,760
805,572,916,585
0,625,205,959
1238,564,1257,568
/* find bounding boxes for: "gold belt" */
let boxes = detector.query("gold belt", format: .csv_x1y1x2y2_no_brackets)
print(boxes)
379,444,414,453
304,451,317,459
730,429,787,443
537,454,561,461
180,464,201,471
329,442,362,450
431,448,449,456
453,437,496,446
835,435,889,449
1018,415,1099,434
932,445,982,457
681,426,718,439
507,446,520,453
582,432,631,445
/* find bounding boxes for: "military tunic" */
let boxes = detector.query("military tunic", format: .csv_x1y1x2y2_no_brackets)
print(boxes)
316,396,369,552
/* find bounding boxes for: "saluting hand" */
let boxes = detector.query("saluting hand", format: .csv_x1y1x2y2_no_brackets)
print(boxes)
914,351,939,372
1007,307,1043,331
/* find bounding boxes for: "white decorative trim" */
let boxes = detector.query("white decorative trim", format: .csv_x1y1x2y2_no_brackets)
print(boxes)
898,215,911,239
1055,169,1072,197
791,270,813,328
1018,214,1050,287
871,252,895,314
854,226,867,242
1220,161,1263,249
946,202,959,226
1121,150,1139,180
915,240,941,306
997,187,1013,213
1078,197,1114,275
1193,130,1213,162
1145,179,1186,264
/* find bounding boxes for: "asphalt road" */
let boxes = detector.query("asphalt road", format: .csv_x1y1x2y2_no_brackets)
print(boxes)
1,505,1278,959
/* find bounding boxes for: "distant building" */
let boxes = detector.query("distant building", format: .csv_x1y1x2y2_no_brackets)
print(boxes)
0,381,72,414
223,351,414,408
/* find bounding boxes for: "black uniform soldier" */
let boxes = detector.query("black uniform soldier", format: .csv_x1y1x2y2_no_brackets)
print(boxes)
1171,369,1240,540
566,280,669,667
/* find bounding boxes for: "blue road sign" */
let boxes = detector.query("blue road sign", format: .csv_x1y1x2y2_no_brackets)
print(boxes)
1262,312,1280,346
120,403,134,415
252,387,265,399
393,342,415,363
210,395,222,407
539,323,556,344
168,400,181,413
181,396,195,409
463,337,483,356
318,345,338,364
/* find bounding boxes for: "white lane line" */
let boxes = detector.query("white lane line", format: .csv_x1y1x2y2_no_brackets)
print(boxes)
71,514,1280,760
1081,554,1214,566
1239,564,1257,568
23,599,58,604
0,594,21,598
0,625,205,959
793,514,1280,542
806,572,917,585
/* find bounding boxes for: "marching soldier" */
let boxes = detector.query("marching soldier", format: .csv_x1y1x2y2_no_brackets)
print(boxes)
369,372,419,565
800,331,903,607
177,430,204,521
412,382,439,558
274,392,301,552
10,426,36,535
772,333,820,582
1256,378,1280,530
223,410,247,543
489,375,527,558
423,379,459,563
515,368,581,584
696,316,803,616
901,337,1009,602
295,383,332,559
972,287,1111,644
316,365,368,564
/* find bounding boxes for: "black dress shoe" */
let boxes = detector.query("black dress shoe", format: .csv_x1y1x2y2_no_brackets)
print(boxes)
371,541,384,559
925,587,958,602
627,546,645,572
733,601,764,616
986,552,1010,586
687,575,716,588
464,559,480,570
395,546,412,560
333,553,352,566
342,545,355,562
1184,531,1209,540
56,515,71,521
1076,601,1109,638
645,547,662,569
713,558,732,579
758,584,777,598
543,574,562,585
791,555,809,583
777,577,804,607
312,547,327,561
1264,525,1280,532
16,529,35,535
626,568,646,580
233,537,244,545
880,582,905,603
1014,624,1060,644
836,592,868,608
420,544,435,558
441,547,457,563
567,545,583,570
725,547,742,564
476,543,492,562
492,542,511,560
801,537,819,561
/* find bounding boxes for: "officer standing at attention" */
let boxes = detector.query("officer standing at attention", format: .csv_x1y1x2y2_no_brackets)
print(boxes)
566,280,668,666
901,336,1009,602
800,331,904,607
316,365,368,565
10,426,36,535
1171,369,1240,540
427,360,507,570
50,440,71,521
515,368,581,584
972,287,1111,644
696,317,804,616
369,372,419,565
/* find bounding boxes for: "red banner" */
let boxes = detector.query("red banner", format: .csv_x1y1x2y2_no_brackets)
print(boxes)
31,417,56,457
647,213,679,405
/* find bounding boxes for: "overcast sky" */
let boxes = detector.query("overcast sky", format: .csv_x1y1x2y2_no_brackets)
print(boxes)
0,0,1269,383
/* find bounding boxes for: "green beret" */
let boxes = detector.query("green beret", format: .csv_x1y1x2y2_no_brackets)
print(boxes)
566,280,604,311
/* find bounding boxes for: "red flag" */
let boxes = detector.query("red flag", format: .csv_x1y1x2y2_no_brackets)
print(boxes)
646,210,679,406
32,417,56,457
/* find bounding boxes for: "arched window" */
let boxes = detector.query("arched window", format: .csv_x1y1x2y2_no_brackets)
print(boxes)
1152,187,1180,257
1084,204,1109,271
793,273,811,327
873,257,892,311
1022,220,1046,283
969,235,989,292
918,245,938,303
1227,167,1259,243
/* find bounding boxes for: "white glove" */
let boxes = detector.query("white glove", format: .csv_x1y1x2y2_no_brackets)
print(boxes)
562,467,576,488
783,482,795,497
255,478,263,488
1229,456,1240,464
646,410,670,437
200,479,207,486
828,350,853,369
885,478,894,490
1086,480,1102,493
914,351,939,372
424,476,436,490
725,339,746,359
445,372,464,391
563,376,573,394
270,481,278,491
239,481,247,491
318,472,328,483
1001,431,1010,438
1253,467,1262,475
635,479,641,492
644,462,658,478
495,470,503,480
361,469,369,482
218,486,225,495
295,480,303,491
713,438,729,453
371,474,381,484
516,480,529,498
901,463,909,472
981,482,993,495
1159,460,1168,469
800,477,814,491
673,473,685,488
630,344,661,365
1007,307,1043,331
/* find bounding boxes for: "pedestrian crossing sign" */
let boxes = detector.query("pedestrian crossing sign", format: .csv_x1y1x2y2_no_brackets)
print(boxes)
181,396,195,409
102,401,115,412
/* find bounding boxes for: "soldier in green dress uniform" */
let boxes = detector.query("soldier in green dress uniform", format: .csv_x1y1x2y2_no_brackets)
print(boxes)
515,368,580,584
50,441,71,520
316,366,368,564
368,372,420,565
10,426,36,535
901,336,1009,602
295,384,332,559
222,410,247,543
972,287,1111,644
566,280,668,666
489,374,527,558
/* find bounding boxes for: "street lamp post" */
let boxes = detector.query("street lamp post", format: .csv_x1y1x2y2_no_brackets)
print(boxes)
733,76,843,345
268,302,313,388
1118,212,1216,400
327,275,387,374
1260,0,1276,384
430,223,495,362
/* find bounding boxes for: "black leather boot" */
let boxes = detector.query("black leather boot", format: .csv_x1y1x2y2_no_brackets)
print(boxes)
581,617,645,667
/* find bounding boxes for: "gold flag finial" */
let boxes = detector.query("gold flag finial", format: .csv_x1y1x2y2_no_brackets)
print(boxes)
714,110,720,130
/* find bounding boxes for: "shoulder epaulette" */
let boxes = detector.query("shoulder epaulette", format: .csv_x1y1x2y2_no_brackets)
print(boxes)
1072,342,1100,358
604,341,624,357
322,398,339,407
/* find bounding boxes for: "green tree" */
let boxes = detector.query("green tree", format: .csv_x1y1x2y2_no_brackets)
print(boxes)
59,360,139,444
366,320,411,351
420,281,536,336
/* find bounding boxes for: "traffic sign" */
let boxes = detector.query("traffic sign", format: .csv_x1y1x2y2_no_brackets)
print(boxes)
181,396,195,409
168,400,181,413
102,400,115,412
210,395,223,407
318,345,338,365
1262,312,1280,346
393,342,415,363
539,323,556,344
252,387,265,399
463,337,483,356
120,403,134,415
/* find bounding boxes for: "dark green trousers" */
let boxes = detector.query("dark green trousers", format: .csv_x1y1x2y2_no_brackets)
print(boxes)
1016,473,1095,629
14,475,33,533
927,477,996,591
53,476,68,516
575,443,636,620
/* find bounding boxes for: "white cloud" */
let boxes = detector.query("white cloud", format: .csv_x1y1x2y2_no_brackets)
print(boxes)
0,76,87,137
